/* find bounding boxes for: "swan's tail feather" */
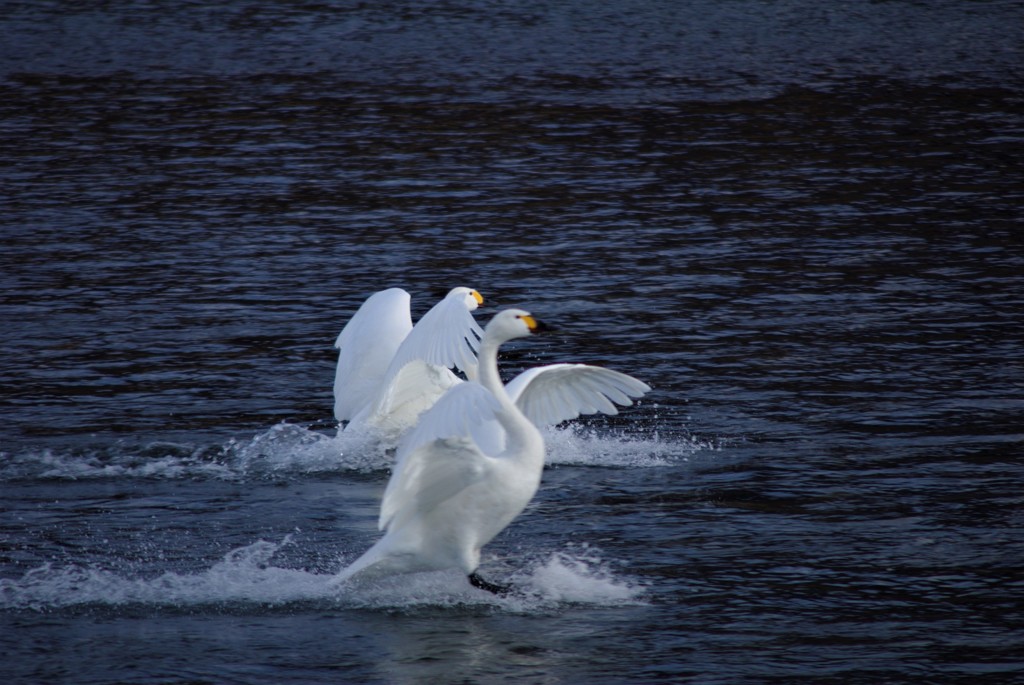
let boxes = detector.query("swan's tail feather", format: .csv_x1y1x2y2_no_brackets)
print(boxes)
335,542,386,585
335,539,423,587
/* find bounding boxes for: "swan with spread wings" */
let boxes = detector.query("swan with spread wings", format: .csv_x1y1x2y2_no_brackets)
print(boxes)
333,288,649,450
333,287,483,441
335,308,650,593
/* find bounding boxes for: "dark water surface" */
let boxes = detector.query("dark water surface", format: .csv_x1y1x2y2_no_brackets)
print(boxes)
2,1,1024,683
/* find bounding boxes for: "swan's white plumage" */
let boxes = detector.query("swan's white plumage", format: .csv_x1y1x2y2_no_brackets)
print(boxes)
336,309,546,585
332,288,649,453
456,363,652,456
392,381,504,465
382,289,483,384
505,363,652,428
350,359,464,440
333,287,483,436
332,288,412,423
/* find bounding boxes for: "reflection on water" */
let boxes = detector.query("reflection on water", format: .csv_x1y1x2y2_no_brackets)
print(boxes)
1,0,1023,683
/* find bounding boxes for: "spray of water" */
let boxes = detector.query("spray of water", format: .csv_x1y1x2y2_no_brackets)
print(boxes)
1,537,646,613
1,418,708,482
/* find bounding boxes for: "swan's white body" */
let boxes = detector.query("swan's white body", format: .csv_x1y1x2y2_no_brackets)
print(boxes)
336,309,547,585
333,287,484,440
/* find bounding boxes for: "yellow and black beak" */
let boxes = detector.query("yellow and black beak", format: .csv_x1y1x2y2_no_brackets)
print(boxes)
471,290,484,306
521,315,550,333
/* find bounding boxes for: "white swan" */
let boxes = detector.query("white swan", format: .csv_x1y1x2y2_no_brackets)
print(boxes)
333,287,484,435
335,308,548,593
334,287,649,451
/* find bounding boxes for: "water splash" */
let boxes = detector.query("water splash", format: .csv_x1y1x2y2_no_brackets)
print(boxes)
508,545,646,607
0,442,238,482
1,538,645,613
225,422,389,475
0,537,330,612
543,423,709,468
1,419,705,481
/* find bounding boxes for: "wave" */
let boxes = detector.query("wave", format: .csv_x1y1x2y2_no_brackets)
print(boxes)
0,537,646,614
1,420,709,482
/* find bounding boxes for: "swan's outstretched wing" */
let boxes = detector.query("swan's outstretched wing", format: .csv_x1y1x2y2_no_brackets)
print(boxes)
378,437,488,533
379,382,501,531
395,381,502,462
355,291,483,432
505,364,651,427
384,292,484,384
333,288,413,422
352,359,463,439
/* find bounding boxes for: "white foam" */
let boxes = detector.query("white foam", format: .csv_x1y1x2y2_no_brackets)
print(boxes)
508,545,647,607
229,421,705,473
542,423,709,468
225,422,391,476
0,444,238,482
1,419,708,481
0,538,645,613
0,537,335,611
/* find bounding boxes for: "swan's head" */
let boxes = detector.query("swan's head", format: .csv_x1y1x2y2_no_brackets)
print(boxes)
485,308,547,343
447,287,484,311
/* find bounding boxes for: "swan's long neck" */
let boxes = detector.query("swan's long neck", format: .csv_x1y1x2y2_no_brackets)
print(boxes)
478,335,542,456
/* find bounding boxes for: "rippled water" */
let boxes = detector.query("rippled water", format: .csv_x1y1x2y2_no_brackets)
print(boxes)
2,1,1024,683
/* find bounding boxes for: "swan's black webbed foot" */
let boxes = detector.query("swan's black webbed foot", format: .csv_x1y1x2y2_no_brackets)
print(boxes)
469,572,512,595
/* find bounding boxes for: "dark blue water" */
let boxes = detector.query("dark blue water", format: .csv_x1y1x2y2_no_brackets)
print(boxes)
2,1,1023,683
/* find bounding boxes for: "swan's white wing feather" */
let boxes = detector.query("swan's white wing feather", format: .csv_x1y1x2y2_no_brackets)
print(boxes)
506,363,651,427
380,382,502,531
384,294,483,383
397,381,503,458
333,288,413,422
378,437,487,532
358,360,462,437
